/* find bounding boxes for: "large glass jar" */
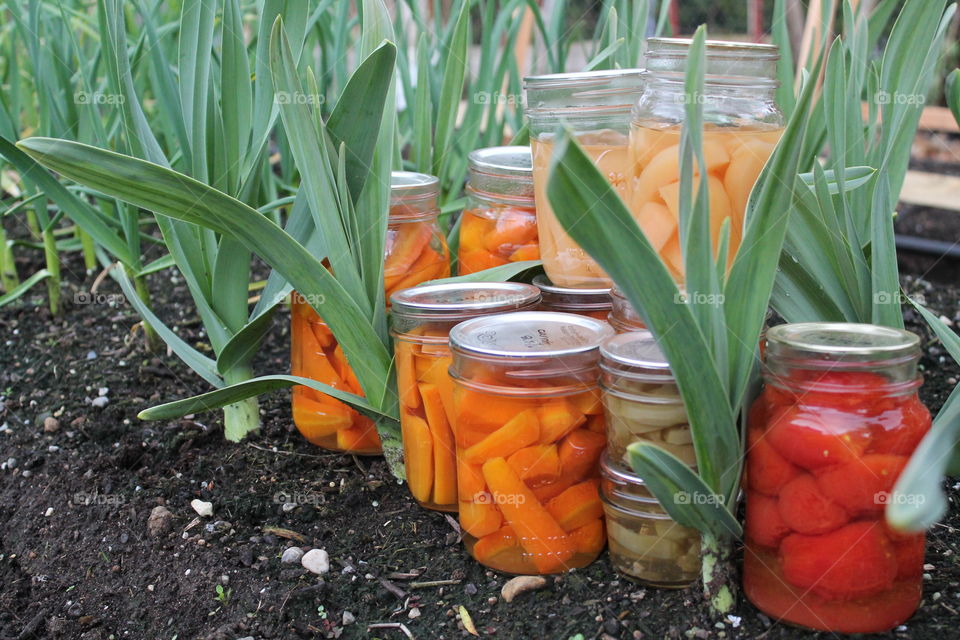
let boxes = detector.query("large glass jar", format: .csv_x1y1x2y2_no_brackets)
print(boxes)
291,172,450,454
525,69,645,289
533,274,611,321
449,312,614,574
629,38,783,282
600,454,700,587
600,331,694,468
390,283,541,512
458,146,538,274
743,323,931,634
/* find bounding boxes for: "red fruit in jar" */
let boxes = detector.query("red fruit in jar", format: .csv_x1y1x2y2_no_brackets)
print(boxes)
892,534,925,579
765,405,869,470
869,396,931,455
777,474,849,535
780,521,897,600
816,454,909,515
747,427,801,496
745,491,791,548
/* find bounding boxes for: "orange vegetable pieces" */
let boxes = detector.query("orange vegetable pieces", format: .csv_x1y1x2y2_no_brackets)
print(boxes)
459,211,493,254
508,243,540,262
780,522,897,600
387,247,449,297
458,462,488,503
816,454,909,515
332,344,362,393
473,525,519,564
484,207,538,253
464,409,540,463
746,427,801,496
745,492,791,548
458,249,509,274
402,413,434,504
309,318,335,349
384,222,433,280
394,341,421,410
531,477,574,503
569,519,606,555
336,417,381,452
585,414,605,434
535,399,586,444
420,383,458,506
558,429,607,482
633,201,676,252
456,387,529,431
507,445,561,486
414,354,456,424
777,474,849,535
545,480,603,532
460,499,503,538
481,457,576,573
765,406,866,470
292,395,353,443
569,389,604,415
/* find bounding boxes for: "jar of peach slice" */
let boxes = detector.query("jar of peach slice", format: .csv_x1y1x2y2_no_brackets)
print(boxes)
524,69,645,289
449,312,614,574
629,38,783,282
533,274,612,322
390,282,541,512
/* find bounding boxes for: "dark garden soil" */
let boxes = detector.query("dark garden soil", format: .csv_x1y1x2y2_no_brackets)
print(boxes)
1,247,959,640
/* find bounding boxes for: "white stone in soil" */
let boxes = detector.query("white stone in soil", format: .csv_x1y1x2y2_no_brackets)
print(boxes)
190,499,213,517
301,548,330,575
280,547,304,564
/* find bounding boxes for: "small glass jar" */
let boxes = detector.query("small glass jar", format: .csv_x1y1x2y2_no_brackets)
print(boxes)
449,312,614,574
525,69,645,289
600,332,694,468
608,285,646,333
533,274,611,321
390,283,541,512
459,147,538,274
743,323,931,634
291,171,450,454
629,39,784,282
600,454,700,587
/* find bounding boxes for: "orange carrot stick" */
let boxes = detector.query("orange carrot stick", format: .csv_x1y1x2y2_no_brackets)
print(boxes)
458,462,488,503
394,340,421,410
545,479,603,532
558,429,606,482
401,414,434,503
472,525,519,564
569,519,606,555
460,499,503,538
464,409,540,463
506,444,561,486
536,399,587,444
421,383,458,506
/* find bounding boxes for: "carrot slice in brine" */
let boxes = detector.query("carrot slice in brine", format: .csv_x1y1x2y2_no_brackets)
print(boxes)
420,383,457,506
460,499,502,538
545,479,603,532
464,409,540,463
402,414,434,503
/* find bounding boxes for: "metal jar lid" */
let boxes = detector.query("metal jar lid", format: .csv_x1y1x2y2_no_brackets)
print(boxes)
390,171,440,205
390,282,541,323
449,311,613,359
765,323,921,367
533,274,612,312
600,331,675,381
467,146,534,204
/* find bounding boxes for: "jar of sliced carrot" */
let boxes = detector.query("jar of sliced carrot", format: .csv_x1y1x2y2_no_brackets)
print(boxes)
448,311,614,574
390,282,541,512
608,285,646,333
744,323,930,633
458,146,538,275
525,69,645,289
600,331,695,469
533,274,612,321
290,171,450,455
600,454,700,587
629,39,783,282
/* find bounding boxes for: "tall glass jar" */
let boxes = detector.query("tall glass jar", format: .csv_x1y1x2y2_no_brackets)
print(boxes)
744,323,931,634
291,172,450,454
525,69,645,289
459,147,538,274
449,312,614,574
629,39,783,282
390,283,541,512
533,274,611,321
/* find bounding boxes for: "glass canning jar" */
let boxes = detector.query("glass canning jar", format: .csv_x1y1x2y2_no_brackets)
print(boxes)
600,331,694,468
390,282,541,512
458,146,538,274
743,323,931,634
608,285,647,333
449,312,614,574
290,171,450,454
600,454,700,587
524,69,645,289
533,274,612,321
629,38,783,282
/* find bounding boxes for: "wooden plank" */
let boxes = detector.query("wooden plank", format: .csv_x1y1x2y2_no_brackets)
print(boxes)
859,104,959,133
900,170,960,211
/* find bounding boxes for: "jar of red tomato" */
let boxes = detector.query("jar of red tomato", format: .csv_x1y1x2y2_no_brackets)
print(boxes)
743,323,931,634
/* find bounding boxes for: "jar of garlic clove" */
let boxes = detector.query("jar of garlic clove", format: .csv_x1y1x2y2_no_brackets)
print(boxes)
600,454,700,586
599,331,695,468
